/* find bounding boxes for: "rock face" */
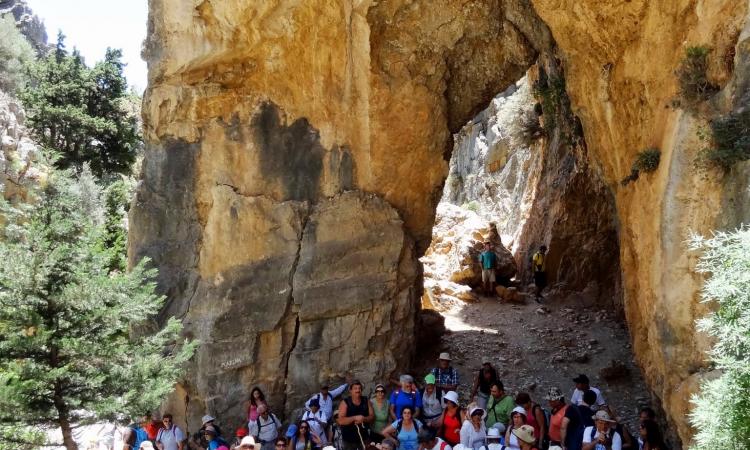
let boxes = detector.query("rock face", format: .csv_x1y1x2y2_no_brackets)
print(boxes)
132,0,548,429
134,0,750,445
0,90,41,202
0,0,47,53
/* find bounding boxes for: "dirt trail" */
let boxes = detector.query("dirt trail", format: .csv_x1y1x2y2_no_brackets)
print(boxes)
414,292,650,434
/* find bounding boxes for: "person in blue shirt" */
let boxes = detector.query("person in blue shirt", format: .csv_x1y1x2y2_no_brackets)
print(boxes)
478,241,497,296
389,375,422,419
381,406,423,450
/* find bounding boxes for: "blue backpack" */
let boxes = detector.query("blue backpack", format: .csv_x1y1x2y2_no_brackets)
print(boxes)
131,426,149,450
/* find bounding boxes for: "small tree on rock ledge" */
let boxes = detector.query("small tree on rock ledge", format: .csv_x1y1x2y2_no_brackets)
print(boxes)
0,168,195,450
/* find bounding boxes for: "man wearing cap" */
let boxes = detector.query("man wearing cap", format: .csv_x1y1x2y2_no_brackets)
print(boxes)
570,375,606,408
302,397,330,444
421,374,443,425
156,414,185,450
479,241,497,297
485,382,514,431
249,405,282,450
582,411,621,450
418,427,452,450
431,353,459,398
305,379,350,423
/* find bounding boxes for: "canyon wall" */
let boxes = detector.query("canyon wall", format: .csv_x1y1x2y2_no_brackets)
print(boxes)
132,0,750,445
131,0,548,429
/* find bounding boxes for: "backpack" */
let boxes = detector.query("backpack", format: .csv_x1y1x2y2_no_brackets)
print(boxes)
256,414,280,437
129,426,149,450
395,419,421,434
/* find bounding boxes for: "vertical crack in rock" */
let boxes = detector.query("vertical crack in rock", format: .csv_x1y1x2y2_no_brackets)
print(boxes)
281,207,310,414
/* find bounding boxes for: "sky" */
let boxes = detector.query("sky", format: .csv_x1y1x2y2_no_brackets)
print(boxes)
30,0,149,92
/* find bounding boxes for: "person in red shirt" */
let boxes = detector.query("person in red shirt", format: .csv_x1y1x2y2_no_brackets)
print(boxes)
144,414,164,441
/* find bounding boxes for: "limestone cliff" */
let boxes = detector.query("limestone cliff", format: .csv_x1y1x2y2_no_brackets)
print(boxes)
133,0,750,445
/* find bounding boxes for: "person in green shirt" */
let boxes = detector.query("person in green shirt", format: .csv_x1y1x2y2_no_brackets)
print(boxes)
485,382,514,430
478,241,497,297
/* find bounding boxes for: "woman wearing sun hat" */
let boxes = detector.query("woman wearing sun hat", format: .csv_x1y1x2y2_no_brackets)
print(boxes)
460,406,487,449
435,391,465,447
511,425,539,450
504,406,528,450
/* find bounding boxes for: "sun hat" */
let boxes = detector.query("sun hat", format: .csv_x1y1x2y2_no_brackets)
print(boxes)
139,443,155,450
438,352,452,361
443,391,459,405
491,422,506,434
202,415,216,425
285,424,298,438
486,428,501,439
544,386,565,401
469,406,485,417
512,424,535,444
424,374,436,385
511,406,527,417
239,436,256,448
592,410,616,423
573,374,589,384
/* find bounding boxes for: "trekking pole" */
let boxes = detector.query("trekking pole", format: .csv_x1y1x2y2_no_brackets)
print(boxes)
355,424,366,450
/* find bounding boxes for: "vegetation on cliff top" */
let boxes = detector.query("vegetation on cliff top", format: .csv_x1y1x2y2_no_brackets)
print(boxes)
689,228,750,449
676,46,719,109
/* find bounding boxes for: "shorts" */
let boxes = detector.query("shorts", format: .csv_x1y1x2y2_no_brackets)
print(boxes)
534,271,547,288
482,269,496,283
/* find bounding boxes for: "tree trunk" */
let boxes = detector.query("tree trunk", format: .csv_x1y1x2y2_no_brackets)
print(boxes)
53,385,78,450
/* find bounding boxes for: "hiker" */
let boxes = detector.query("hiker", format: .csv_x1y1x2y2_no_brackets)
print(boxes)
287,420,322,450
470,362,499,409
637,408,656,450
249,405,282,450
390,375,423,420
306,380,350,424
418,427,452,450
205,426,231,450
431,353,459,397
484,427,505,450
514,393,546,448
247,387,269,422
337,380,374,450
146,414,165,443
460,407,487,450
301,398,330,444
510,425,538,450
582,411,621,450
382,405,423,450
638,420,665,450
479,241,497,297
380,438,399,450
435,391,464,446
544,387,568,449
421,374,444,426
123,414,151,450
504,407,529,450
531,245,547,302
560,390,597,450
156,414,185,450
485,383,514,431
371,384,391,442
570,375,606,408
233,427,251,449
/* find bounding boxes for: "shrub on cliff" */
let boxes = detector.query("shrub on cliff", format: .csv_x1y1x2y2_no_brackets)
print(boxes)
703,109,750,170
620,148,661,186
688,228,750,449
676,46,719,107
0,167,195,450
20,33,140,177
0,15,35,94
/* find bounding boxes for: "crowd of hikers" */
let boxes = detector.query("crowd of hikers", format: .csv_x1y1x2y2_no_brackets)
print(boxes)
123,354,668,450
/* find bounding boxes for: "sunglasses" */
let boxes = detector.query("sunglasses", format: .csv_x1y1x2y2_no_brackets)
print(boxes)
376,390,385,393
275,444,285,448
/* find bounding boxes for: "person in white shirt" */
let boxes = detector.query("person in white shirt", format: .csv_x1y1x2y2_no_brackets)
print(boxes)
482,427,505,450
305,381,349,422
582,411,621,450
570,374,606,407
249,405,282,450
155,414,184,450
417,427,452,450
301,398,329,444
460,407,487,450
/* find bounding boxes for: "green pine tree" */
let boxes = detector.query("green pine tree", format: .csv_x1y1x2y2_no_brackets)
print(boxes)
0,168,195,450
689,229,750,449
20,33,140,176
